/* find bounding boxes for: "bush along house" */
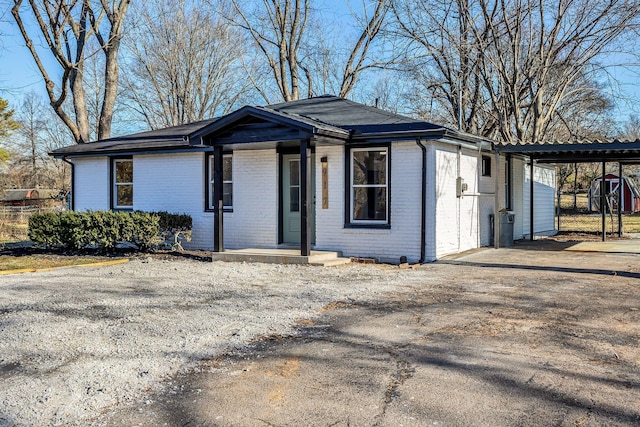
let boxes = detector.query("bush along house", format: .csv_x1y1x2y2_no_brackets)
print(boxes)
51,95,556,263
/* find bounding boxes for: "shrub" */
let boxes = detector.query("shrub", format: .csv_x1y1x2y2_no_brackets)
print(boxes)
28,212,63,247
27,210,179,252
149,211,193,251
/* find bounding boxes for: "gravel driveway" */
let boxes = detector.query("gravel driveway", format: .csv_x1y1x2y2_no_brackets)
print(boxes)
1,244,640,426
0,258,407,426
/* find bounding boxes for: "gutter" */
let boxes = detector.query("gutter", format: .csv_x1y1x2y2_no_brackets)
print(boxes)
61,157,75,211
416,138,427,263
351,128,493,150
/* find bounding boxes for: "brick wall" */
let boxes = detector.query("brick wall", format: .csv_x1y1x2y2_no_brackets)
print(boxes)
315,141,422,264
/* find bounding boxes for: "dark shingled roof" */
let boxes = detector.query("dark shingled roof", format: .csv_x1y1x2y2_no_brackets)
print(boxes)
51,119,218,157
51,96,487,158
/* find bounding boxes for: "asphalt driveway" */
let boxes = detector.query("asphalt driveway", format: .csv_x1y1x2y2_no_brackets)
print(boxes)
97,242,640,426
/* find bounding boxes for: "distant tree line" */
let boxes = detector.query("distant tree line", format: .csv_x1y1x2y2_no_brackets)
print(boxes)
1,0,640,193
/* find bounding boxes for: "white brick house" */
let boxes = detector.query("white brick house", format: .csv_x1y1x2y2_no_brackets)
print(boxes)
52,96,556,263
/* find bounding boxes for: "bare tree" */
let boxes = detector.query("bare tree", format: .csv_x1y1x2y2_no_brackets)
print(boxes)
228,0,391,102
15,92,46,187
393,0,640,143
3,92,71,190
228,0,311,102
11,0,131,143
620,115,640,140
121,0,248,129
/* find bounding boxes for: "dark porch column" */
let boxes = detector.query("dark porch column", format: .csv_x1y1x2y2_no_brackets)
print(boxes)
300,139,311,256
529,158,534,240
213,145,224,252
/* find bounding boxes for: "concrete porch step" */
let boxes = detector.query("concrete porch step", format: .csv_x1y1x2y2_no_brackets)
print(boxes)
211,248,351,266
310,257,352,267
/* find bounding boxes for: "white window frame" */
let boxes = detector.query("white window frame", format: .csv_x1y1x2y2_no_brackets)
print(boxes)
350,147,389,224
113,158,133,210
208,154,233,210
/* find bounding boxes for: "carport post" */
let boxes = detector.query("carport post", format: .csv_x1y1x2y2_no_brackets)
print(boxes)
530,158,534,240
618,162,623,237
601,161,606,242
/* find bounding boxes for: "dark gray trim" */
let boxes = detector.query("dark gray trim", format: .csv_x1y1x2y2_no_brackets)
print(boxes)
192,105,349,142
53,146,213,159
505,155,512,210
481,155,492,177
300,139,311,256
213,145,224,252
62,157,75,211
344,143,392,228
204,152,234,213
110,156,133,211
344,223,391,230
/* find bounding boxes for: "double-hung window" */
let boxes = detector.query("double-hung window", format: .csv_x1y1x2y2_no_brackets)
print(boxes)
113,158,133,210
207,154,233,210
349,147,388,224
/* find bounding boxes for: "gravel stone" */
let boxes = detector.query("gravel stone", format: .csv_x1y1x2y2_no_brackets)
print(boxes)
0,259,414,426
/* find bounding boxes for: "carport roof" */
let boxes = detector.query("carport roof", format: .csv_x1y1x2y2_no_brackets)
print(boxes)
495,139,640,163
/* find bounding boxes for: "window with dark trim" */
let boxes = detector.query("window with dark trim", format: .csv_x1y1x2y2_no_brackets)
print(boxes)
482,155,492,177
206,153,233,211
112,158,133,209
348,147,389,225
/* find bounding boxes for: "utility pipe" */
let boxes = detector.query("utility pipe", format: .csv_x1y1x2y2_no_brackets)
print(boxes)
416,139,427,263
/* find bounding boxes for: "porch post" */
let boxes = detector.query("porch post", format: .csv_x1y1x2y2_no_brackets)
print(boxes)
213,145,224,252
300,139,311,256
601,161,606,242
618,162,623,237
529,158,534,240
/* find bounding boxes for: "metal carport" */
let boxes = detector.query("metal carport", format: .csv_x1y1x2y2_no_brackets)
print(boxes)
493,140,640,247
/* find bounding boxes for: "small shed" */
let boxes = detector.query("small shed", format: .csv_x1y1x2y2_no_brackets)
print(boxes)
0,189,41,206
588,174,640,213
0,189,64,207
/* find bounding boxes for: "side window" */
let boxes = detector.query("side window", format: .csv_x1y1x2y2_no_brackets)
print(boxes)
113,158,133,209
482,155,492,177
207,154,233,210
349,147,389,224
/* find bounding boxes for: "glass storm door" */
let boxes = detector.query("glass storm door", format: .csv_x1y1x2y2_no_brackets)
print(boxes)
282,154,315,244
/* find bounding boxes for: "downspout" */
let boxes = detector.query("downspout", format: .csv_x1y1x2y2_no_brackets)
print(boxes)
416,138,427,263
61,157,75,211
457,145,461,252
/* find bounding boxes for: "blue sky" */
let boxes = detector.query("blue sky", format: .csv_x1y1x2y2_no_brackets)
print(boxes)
1,4,639,130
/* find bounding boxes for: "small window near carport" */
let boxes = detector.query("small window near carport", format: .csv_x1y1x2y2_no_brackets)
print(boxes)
482,155,492,177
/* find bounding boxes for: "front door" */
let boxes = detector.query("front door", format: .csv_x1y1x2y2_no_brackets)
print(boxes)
282,154,315,244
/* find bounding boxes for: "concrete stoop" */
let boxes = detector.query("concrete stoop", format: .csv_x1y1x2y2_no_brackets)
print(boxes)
211,248,351,267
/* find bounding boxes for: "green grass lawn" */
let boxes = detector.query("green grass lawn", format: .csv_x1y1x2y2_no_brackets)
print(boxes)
557,193,640,233
0,255,110,272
